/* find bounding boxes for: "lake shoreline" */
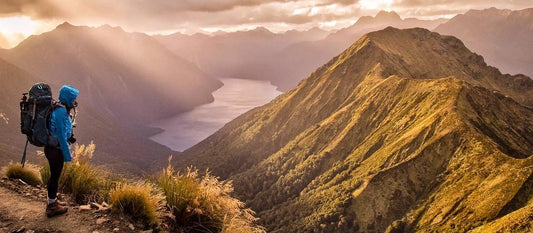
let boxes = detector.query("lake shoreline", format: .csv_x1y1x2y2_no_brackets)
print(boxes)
148,78,282,152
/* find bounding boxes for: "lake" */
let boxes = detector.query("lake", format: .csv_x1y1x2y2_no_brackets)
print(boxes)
149,78,283,151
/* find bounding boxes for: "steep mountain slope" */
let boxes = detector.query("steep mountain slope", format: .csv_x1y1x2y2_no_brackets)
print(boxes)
0,58,41,165
179,27,533,232
1,22,222,124
0,23,224,173
155,27,329,87
435,7,533,78
269,11,447,90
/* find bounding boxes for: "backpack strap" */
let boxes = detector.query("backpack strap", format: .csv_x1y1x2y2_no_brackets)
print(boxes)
52,101,65,110
46,100,66,136
30,98,37,127
47,100,65,118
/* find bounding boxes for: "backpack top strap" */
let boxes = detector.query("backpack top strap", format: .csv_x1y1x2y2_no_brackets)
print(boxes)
53,101,65,110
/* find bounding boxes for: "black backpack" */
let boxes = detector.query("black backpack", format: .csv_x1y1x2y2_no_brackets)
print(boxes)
20,83,62,147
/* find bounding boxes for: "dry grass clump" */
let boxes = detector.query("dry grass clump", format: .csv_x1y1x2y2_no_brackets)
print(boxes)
159,157,265,233
3,163,41,186
221,215,267,233
41,142,107,203
110,182,161,228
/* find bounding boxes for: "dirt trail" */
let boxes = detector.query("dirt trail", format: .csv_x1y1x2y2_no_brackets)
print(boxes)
0,185,104,233
0,177,164,233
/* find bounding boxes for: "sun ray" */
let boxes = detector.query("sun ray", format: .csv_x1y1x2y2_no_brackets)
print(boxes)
0,16,57,48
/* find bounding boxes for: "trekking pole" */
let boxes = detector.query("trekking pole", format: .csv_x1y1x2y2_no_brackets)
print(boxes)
21,139,29,168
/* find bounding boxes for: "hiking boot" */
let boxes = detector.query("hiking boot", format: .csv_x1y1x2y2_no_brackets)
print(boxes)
46,202,68,217
56,200,67,206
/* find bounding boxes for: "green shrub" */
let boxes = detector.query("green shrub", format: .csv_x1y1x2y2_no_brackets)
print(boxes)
110,182,161,228
3,163,41,186
158,157,265,233
40,142,106,203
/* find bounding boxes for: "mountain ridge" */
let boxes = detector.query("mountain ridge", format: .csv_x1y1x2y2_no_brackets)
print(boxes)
364,27,532,106
435,7,533,78
178,27,533,232
269,13,447,90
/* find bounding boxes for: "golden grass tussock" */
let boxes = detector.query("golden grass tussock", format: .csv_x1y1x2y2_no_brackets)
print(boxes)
3,162,42,186
110,182,162,228
40,142,109,203
159,156,265,233
221,215,267,233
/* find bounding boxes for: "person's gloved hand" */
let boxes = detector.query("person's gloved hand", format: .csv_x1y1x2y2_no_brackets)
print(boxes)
68,134,76,144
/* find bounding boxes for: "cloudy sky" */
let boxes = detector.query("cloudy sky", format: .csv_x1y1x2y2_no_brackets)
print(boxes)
0,0,531,48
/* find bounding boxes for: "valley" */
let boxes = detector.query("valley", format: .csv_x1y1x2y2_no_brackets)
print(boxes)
150,78,282,151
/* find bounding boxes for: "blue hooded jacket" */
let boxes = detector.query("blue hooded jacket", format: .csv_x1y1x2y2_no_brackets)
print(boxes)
50,85,79,162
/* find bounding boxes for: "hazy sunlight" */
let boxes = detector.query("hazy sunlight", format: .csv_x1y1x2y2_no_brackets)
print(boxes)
0,16,56,48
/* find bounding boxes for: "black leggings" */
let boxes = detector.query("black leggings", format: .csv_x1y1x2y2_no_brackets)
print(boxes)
44,146,64,199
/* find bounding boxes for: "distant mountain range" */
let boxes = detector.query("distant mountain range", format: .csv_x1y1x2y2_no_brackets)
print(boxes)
154,26,330,89
178,27,533,232
156,8,533,91
0,23,223,173
435,7,533,78
156,11,446,91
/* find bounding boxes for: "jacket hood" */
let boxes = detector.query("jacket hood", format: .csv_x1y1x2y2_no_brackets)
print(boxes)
58,85,79,108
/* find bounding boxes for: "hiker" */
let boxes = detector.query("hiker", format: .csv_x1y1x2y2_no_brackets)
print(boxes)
45,85,79,217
